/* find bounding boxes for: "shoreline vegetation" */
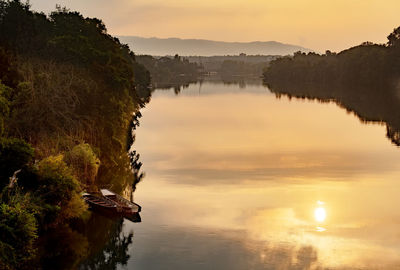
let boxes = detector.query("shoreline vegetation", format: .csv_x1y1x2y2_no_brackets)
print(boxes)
263,27,400,146
135,54,202,89
134,54,275,93
0,1,151,269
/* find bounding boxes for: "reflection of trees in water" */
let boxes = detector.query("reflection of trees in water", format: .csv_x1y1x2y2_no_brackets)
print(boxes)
265,80,400,147
151,81,193,95
79,215,133,270
155,78,198,91
37,225,89,270
152,76,264,94
37,214,134,270
219,75,263,88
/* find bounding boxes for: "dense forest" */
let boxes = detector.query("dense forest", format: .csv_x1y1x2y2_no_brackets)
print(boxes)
135,54,202,88
263,28,400,146
135,54,273,90
187,55,276,76
218,60,269,77
0,1,150,269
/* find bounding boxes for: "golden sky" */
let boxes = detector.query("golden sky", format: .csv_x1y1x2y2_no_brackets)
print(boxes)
31,0,400,52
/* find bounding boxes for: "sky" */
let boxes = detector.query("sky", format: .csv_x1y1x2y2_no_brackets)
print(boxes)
29,0,400,52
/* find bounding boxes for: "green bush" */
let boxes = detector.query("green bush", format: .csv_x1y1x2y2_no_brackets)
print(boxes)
64,143,100,185
0,200,38,269
36,155,86,225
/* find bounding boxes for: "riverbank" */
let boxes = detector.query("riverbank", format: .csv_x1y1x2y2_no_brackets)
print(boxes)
0,2,150,269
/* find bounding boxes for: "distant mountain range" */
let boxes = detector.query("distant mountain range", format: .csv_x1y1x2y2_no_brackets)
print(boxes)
117,36,313,56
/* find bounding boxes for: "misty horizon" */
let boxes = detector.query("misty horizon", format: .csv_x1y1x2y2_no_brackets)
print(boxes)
118,35,314,56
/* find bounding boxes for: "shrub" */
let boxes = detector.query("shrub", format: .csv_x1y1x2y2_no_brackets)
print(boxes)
0,200,38,269
36,155,86,225
64,143,100,185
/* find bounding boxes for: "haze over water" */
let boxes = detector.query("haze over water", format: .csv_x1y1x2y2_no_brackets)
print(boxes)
120,80,400,269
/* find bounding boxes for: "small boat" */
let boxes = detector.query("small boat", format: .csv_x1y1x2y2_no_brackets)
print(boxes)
100,189,142,214
82,192,119,214
124,212,142,223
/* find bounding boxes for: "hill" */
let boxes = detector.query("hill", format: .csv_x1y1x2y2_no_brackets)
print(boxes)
117,36,313,56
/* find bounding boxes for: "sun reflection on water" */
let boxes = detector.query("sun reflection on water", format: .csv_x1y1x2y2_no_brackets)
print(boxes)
314,207,326,222
314,201,327,232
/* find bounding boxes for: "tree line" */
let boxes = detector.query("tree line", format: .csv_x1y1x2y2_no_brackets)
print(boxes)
135,54,202,87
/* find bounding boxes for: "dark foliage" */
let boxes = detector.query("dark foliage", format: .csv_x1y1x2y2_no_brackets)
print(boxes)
0,137,34,187
79,217,133,270
136,54,202,86
0,1,149,268
219,60,268,76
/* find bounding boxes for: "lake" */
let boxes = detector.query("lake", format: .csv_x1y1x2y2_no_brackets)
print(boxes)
90,79,400,269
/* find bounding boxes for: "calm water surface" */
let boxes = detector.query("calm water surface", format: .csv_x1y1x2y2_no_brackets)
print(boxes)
121,81,400,269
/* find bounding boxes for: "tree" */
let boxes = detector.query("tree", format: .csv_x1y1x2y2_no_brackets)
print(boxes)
387,27,400,47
